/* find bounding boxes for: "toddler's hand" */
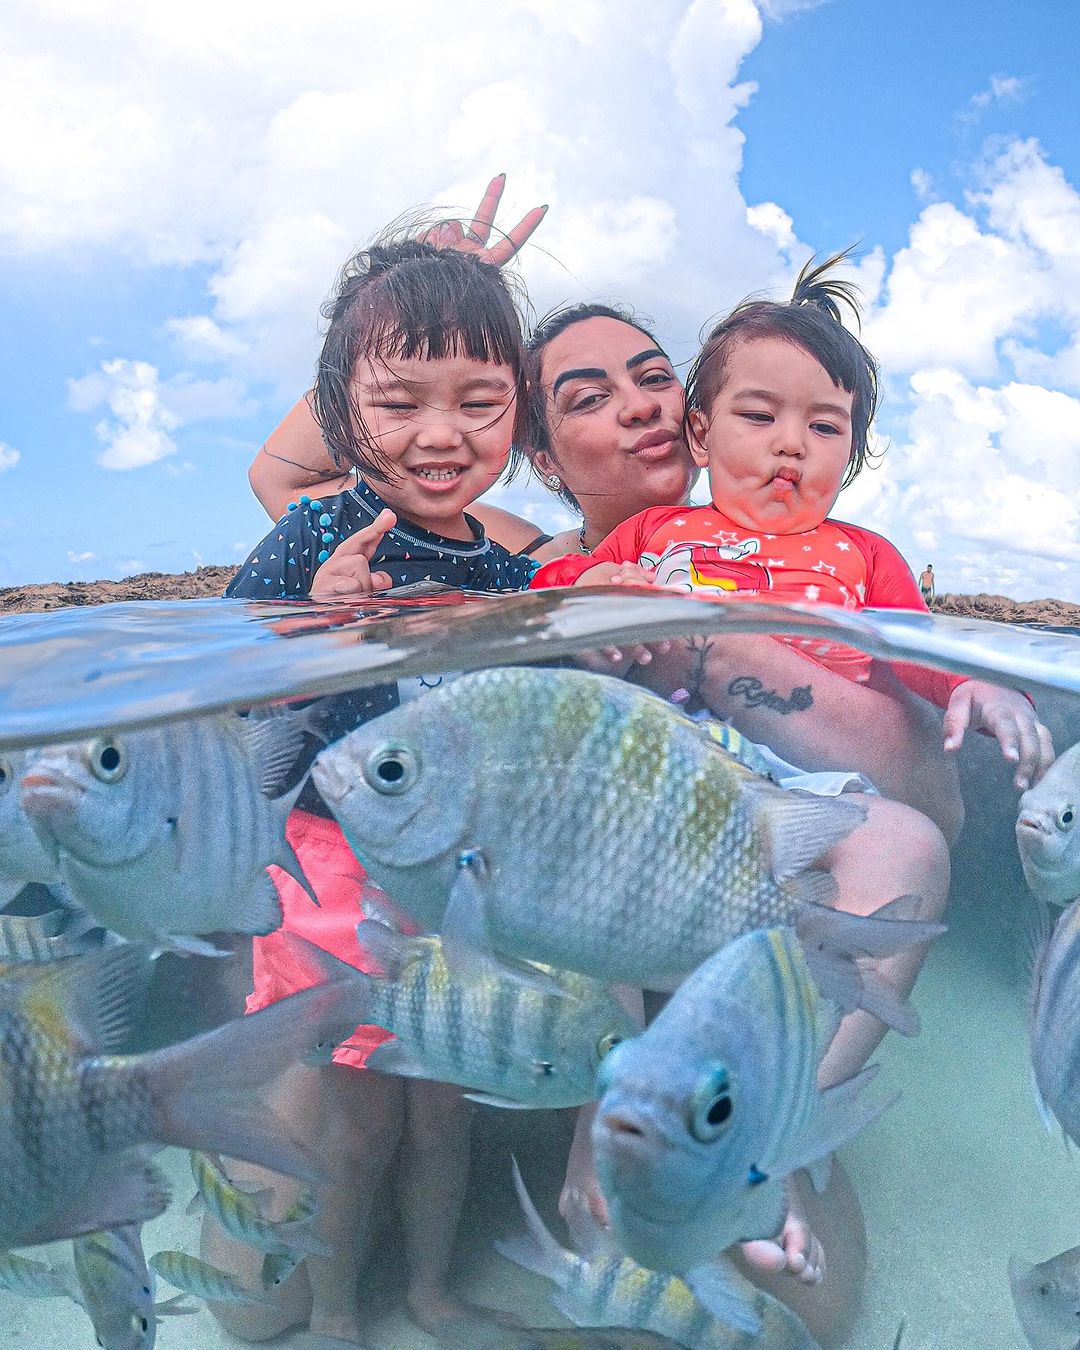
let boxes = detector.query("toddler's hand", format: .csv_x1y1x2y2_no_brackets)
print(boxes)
310,509,395,598
943,679,1056,791
573,561,658,589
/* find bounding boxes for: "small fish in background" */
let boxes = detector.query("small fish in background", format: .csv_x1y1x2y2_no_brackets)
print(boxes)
0,748,64,903
73,1222,195,1350
148,1249,276,1306
1017,741,1079,904
0,938,368,1248
313,666,940,1030
0,1249,73,1301
0,904,99,965
437,1321,682,1347
314,917,641,1109
494,1158,820,1348
19,708,319,954
1009,1247,1080,1348
189,1150,327,1263
593,927,893,1277
1028,898,1080,1147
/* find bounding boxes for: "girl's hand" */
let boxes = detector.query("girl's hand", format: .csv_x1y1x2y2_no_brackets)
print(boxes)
310,509,396,598
943,679,1056,791
421,173,547,266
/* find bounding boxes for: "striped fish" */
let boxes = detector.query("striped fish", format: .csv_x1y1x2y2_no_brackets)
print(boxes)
0,906,98,965
19,709,318,953
438,1323,682,1348
495,1160,819,1349
73,1222,194,1350
148,1250,276,1306
594,927,894,1277
0,1250,72,1300
313,667,941,1028
1030,895,1080,1145
190,1151,327,1258
339,919,640,1109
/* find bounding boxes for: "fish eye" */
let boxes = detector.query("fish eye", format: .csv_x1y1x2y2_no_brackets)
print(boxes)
689,1066,735,1142
1059,807,1075,829
596,1032,623,1059
88,738,127,783
533,1060,555,1078
362,744,420,795
0,757,12,792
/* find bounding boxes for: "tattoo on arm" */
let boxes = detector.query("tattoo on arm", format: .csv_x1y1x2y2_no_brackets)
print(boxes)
683,637,713,704
727,675,814,715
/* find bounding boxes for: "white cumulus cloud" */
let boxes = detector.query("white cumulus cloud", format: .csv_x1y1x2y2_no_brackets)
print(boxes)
0,442,20,471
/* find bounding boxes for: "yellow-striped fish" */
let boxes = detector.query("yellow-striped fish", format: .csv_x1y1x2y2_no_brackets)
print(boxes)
495,1159,818,1349
0,1250,72,1300
190,1152,326,1259
338,919,640,1108
148,1250,275,1306
594,927,894,1276
73,1222,194,1349
0,905,98,965
313,667,939,1027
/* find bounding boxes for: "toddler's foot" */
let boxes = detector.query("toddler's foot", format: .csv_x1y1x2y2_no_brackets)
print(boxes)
406,1288,520,1337
740,1202,825,1287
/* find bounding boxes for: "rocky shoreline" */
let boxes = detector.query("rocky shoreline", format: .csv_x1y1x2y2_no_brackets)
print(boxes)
0,566,1076,625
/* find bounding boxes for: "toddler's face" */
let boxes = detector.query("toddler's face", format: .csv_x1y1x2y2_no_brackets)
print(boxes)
689,336,853,535
349,352,517,536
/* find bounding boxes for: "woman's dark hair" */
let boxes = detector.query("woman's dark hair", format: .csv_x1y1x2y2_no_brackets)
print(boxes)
683,249,880,488
312,237,527,483
523,302,668,514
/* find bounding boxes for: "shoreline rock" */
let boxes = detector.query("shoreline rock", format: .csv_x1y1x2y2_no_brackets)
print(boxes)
0,568,1076,625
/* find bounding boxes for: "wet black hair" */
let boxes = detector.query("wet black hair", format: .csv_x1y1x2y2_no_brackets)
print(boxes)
523,302,670,514
684,249,880,488
312,237,528,483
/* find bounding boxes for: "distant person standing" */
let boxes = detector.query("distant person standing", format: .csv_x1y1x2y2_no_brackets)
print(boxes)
920,563,936,604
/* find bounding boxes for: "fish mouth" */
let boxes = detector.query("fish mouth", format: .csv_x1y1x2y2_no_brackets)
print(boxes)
19,774,83,834
1016,815,1050,837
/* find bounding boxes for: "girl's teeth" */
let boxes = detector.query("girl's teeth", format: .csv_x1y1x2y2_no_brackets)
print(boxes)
417,468,462,481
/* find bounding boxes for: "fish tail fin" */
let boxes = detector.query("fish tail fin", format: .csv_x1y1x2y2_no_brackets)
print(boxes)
143,975,365,1184
795,894,945,1034
493,1157,572,1287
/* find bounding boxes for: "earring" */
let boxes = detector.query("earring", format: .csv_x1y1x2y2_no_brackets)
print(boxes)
545,474,562,489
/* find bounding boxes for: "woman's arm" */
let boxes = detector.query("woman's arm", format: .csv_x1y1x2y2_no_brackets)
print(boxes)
249,395,352,519
635,635,965,844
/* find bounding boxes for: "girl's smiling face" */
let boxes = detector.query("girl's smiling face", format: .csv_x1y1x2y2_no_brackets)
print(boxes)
689,336,854,535
350,352,517,539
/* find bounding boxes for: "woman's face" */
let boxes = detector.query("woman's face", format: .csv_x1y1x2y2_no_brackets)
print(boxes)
536,317,696,533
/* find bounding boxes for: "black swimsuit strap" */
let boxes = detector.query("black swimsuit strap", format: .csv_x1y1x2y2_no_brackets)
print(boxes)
521,532,554,555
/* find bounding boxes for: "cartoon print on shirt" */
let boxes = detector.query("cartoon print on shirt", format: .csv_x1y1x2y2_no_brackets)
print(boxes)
642,537,774,594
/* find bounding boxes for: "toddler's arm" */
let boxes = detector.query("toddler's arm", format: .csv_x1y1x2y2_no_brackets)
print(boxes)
942,680,1055,791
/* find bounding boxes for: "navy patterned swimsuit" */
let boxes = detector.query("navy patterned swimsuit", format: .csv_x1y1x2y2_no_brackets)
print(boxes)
226,478,535,815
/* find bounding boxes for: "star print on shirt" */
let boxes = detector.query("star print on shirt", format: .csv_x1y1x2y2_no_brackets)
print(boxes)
836,541,851,551
804,585,821,600
712,530,741,544
812,562,838,576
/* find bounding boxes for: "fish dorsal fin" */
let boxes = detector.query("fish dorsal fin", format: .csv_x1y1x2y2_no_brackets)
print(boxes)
8,942,149,1054
238,710,309,800
752,787,867,883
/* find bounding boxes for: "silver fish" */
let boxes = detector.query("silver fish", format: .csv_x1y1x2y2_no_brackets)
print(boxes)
337,918,641,1108
148,1249,275,1306
19,710,315,953
190,1150,327,1258
0,940,365,1248
313,667,939,1029
0,905,98,965
1010,1247,1080,1349
0,1249,72,1300
593,927,893,1276
1029,898,1080,1147
72,1222,195,1350
0,748,63,903
1018,741,1079,904
495,1159,819,1348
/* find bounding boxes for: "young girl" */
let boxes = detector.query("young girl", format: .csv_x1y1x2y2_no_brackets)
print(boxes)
531,255,1053,791
213,236,536,1346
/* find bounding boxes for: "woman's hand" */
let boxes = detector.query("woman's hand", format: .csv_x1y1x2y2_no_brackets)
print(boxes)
310,510,396,598
421,173,547,265
573,561,659,589
943,679,1056,791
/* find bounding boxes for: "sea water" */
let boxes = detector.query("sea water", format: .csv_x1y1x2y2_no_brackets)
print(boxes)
0,589,1076,1350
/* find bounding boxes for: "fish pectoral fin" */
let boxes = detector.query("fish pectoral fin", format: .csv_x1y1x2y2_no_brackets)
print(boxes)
38,1154,171,1245
752,785,867,882
774,1066,898,1182
364,1039,433,1079
275,838,321,908
462,1091,535,1110
441,854,498,979
157,935,233,958
549,1290,594,1327
684,1257,763,1336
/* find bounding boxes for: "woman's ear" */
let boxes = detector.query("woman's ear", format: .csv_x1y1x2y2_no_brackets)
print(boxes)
532,450,558,481
687,409,711,469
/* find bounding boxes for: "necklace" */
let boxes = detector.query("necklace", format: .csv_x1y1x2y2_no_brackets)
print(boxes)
578,522,592,555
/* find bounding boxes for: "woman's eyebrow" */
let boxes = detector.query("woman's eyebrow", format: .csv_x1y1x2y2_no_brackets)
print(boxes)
626,348,668,370
553,367,607,396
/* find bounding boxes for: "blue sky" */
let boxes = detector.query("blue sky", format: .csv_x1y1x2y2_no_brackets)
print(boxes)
1,0,1078,599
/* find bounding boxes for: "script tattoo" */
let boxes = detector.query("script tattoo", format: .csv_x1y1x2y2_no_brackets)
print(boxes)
727,675,814,715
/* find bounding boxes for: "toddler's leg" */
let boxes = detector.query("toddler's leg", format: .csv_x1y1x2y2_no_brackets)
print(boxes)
201,1060,405,1346
397,1079,477,1333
